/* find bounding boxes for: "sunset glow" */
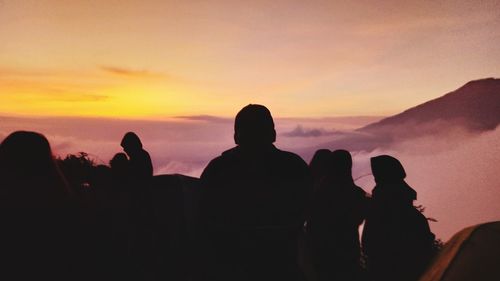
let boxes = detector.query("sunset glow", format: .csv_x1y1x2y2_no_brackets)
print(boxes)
1,0,500,243
1,0,499,118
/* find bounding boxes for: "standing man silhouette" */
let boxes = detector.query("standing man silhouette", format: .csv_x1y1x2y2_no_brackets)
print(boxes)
199,104,312,281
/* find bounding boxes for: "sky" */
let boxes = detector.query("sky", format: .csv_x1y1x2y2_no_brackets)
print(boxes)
1,0,500,118
1,1,500,239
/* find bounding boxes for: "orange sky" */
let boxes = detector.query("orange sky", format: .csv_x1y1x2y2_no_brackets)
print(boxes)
1,0,499,118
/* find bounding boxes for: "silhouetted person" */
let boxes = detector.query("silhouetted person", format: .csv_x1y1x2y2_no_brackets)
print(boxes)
0,131,70,207
89,159,134,281
120,132,154,280
300,149,334,280
109,151,133,224
0,131,76,280
308,149,368,281
121,132,153,181
309,149,333,190
109,152,132,196
199,104,312,281
87,164,119,279
110,152,130,182
362,155,435,281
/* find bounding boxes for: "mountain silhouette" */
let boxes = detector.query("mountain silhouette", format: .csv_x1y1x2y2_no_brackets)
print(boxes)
361,78,500,133
304,78,500,155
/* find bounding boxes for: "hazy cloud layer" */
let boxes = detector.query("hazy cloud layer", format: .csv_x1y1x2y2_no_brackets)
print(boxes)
0,115,498,240
174,115,232,123
100,66,167,79
282,125,341,138
350,126,500,240
0,115,379,173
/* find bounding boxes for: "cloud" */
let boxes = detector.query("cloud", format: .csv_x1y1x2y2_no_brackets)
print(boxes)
0,67,93,80
0,72,110,103
61,94,108,102
0,67,56,78
349,126,500,240
100,66,167,79
1,115,498,240
282,125,341,138
174,115,232,123
3,86,108,102
295,119,490,161
36,91,109,102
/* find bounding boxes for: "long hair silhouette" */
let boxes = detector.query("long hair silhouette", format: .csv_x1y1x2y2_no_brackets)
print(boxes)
0,131,70,207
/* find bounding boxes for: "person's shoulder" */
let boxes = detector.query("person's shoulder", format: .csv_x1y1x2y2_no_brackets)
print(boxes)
274,148,310,174
201,147,238,180
204,147,238,169
354,184,368,197
210,146,240,163
220,146,239,157
139,148,152,159
275,148,307,165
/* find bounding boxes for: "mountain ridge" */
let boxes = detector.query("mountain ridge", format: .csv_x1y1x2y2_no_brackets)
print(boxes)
300,78,500,158
360,78,500,133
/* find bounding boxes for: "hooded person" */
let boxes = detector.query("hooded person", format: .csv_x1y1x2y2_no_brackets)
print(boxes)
120,132,154,279
198,104,312,281
370,155,416,205
362,155,435,281
308,149,368,281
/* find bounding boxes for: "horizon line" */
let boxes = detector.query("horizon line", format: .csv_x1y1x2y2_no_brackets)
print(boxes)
0,112,388,123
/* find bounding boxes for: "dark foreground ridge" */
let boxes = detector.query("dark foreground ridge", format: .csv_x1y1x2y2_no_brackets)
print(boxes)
0,104,446,281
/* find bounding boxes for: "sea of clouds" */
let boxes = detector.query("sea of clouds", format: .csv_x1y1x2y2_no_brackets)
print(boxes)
1,115,499,240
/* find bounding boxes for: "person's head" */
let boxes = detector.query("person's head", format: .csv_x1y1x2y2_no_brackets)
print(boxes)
331,149,353,181
110,152,128,169
309,149,332,181
370,155,406,184
234,104,276,146
0,131,56,177
0,131,69,206
121,132,142,155
110,152,129,175
370,155,417,202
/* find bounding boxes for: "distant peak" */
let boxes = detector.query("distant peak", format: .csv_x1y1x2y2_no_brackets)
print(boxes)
451,78,500,95
462,77,499,86
359,77,500,133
